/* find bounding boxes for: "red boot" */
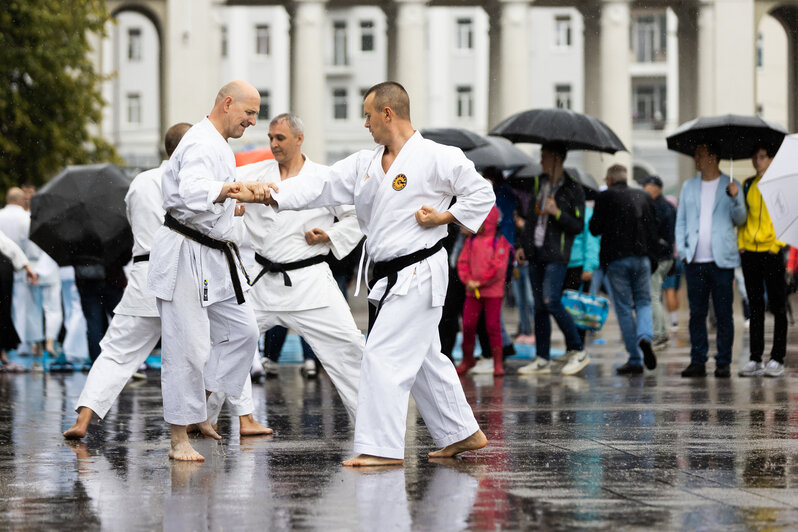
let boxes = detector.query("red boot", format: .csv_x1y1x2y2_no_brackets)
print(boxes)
456,345,476,376
492,346,505,376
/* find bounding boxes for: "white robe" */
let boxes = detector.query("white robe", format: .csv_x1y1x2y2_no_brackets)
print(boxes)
272,131,495,459
148,118,258,425
74,163,167,417
209,156,365,423
0,229,28,270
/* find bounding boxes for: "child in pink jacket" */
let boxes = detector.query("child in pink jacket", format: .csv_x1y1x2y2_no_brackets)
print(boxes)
456,206,511,376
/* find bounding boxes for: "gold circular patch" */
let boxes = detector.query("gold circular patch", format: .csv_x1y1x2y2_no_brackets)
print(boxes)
392,174,407,191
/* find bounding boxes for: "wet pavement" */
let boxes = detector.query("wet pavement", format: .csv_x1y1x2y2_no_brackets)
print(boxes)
1,301,797,531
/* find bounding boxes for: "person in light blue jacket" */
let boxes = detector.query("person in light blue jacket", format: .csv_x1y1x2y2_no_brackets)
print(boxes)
675,143,746,379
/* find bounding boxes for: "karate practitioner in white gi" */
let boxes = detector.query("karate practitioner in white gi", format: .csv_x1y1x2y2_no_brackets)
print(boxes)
206,113,364,424
63,123,272,440
148,80,269,462
245,82,494,466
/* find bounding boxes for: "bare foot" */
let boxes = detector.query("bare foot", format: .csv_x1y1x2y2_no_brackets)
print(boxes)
342,454,404,467
63,407,94,440
197,420,222,440
428,429,487,458
169,425,205,462
239,414,273,436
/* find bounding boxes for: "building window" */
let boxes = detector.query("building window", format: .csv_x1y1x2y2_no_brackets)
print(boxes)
757,32,763,68
126,93,141,124
555,84,572,109
456,86,473,118
258,90,270,120
256,25,270,56
128,28,142,61
333,88,348,119
632,13,667,63
632,81,667,129
360,20,374,52
333,21,348,66
221,26,228,57
456,18,473,50
554,15,572,48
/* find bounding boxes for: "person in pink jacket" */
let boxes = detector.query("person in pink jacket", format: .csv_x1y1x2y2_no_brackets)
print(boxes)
456,206,512,376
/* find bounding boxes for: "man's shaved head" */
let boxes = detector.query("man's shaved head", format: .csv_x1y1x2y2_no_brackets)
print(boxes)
164,122,192,157
364,82,410,120
4,187,25,206
215,80,260,106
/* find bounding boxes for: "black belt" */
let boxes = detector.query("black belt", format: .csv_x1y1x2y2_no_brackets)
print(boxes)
133,254,149,263
163,212,251,304
367,238,446,333
251,253,326,287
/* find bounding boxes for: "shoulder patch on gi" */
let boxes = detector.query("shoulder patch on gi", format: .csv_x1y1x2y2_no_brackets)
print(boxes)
392,174,407,191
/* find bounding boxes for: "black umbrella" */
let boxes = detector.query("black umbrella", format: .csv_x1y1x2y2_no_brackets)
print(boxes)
30,163,133,267
666,114,788,160
465,136,536,171
489,108,627,154
420,128,489,151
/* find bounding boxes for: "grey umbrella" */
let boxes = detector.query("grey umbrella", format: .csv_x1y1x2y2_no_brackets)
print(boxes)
666,114,788,160
419,128,489,151
465,136,536,171
29,163,133,267
489,108,627,154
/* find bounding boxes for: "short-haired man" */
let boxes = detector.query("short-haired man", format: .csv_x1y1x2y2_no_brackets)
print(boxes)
643,175,676,351
590,164,659,374
675,143,746,378
737,145,788,377
247,81,493,467
516,143,588,376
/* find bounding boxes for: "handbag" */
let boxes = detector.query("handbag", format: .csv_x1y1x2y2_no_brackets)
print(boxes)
561,284,610,331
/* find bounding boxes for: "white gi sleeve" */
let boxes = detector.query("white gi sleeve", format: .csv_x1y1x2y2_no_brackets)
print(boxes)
273,151,368,211
324,205,362,260
0,229,30,270
176,144,226,214
435,148,495,233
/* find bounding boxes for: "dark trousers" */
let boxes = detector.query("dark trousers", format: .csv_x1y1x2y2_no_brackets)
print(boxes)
530,261,583,360
439,267,465,360
741,251,788,363
0,256,20,351
265,326,316,363
685,262,734,366
75,279,123,362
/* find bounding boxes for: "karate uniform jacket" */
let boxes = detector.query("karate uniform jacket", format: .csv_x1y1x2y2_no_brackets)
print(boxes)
148,118,241,306
271,131,495,307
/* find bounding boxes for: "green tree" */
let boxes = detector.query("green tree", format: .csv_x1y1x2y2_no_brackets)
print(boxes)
0,0,121,192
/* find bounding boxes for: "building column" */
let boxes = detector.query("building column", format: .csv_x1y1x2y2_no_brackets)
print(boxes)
290,0,327,161
599,0,632,171
386,0,429,127
697,0,716,116
674,4,699,183
487,0,530,129
580,4,604,180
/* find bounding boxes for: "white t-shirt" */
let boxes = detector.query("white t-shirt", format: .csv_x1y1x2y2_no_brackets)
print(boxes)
694,177,719,263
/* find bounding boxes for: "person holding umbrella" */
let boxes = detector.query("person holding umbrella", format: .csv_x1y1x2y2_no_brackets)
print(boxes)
675,143,746,378
516,143,588,376
737,145,788,378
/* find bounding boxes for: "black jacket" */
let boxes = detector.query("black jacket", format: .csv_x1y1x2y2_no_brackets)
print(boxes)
651,194,676,261
589,182,659,270
519,171,585,265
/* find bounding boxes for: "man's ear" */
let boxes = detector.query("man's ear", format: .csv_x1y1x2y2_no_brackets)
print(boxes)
223,96,234,111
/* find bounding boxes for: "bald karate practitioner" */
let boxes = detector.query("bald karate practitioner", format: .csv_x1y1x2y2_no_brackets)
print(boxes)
147,80,268,462
245,82,493,466
63,123,271,440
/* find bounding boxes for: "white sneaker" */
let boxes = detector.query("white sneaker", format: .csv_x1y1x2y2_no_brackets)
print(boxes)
744,319,750,329
468,357,494,375
261,357,279,377
517,358,550,375
738,360,764,377
561,350,590,376
302,358,317,378
763,359,784,378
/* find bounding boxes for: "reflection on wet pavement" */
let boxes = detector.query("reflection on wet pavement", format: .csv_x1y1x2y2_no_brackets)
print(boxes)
0,316,796,531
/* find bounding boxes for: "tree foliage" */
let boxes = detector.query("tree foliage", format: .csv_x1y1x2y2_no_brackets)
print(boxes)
0,0,121,191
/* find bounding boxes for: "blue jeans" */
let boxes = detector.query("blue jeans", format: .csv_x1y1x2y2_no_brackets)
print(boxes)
511,263,534,336
684,262,735,366
605,256,653,366
530,261,583,360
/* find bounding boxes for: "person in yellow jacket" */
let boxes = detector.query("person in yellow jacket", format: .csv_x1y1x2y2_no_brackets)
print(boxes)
738,145,787,378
